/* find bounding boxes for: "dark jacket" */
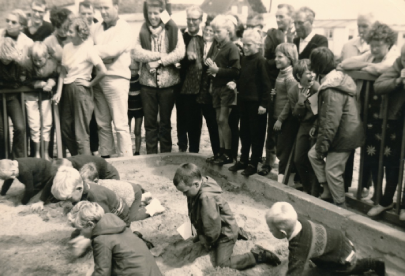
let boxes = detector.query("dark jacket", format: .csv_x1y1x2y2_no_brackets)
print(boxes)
187,176,239,246
373,57,405,120
293,34,328,60
288,82,319,123
91,213,162,276
287,218,354,276
67,155,120,180
179,29,204,82
237,52,271,108
212,41,240,88
316,70,364,154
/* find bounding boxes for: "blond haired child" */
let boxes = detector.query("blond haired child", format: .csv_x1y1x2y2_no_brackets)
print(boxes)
26,42,59,160
173,163,280,269
67,201,162,276
266,202,385,275
228,29,270,176
206,15,241,166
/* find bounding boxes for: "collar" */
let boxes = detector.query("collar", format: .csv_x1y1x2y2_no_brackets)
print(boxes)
301,30,315,42
102,17,119,31
185,28,203,37
288,221,302,241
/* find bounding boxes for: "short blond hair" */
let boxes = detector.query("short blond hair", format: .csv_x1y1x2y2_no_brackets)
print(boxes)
242,29,262,45
211,15,235,38
68,201,104,229
30,41,49,59
265,202,298,233
51,166,82,200
10,9,28,27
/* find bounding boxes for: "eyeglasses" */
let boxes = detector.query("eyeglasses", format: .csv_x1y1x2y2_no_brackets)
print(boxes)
187,18,201,23
6,19,18,25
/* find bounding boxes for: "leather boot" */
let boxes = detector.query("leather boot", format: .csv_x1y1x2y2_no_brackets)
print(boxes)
33,142,41,158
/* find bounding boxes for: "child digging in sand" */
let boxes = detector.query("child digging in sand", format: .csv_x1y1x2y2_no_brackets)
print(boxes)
68,201,162,276
173,163,281,270
265,202,385,276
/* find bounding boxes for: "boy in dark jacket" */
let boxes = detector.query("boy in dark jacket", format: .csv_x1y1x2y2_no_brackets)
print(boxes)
266,202,385,276
173,163,281,269
68,201,162,276
307,47,364,207
0,158,56,209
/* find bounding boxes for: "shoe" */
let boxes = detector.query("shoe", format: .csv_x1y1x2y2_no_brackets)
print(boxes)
335,201,347,209
241,164,257,176
250,245,281,266
213,154,233,166
361,187,370,198
134,152,140,156
400,210,405,221
258,165,271,176
229,161,247,172
374,260,386,276
319,183,333,201
206,153,220,163
367,203,394,217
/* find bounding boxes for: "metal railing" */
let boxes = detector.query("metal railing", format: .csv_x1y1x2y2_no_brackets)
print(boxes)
0,86,63,159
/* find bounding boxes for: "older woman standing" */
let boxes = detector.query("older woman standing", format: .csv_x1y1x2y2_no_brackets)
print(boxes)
341,22,400,216
132,0,185,154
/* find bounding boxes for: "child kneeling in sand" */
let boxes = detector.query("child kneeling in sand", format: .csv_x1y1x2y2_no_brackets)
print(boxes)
265,202,385,276
173,163,281,269
68,201,162,276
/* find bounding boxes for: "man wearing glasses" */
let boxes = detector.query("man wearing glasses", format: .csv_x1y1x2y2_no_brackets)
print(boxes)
176,5,204,153
293,6,328,60
23,0,53,42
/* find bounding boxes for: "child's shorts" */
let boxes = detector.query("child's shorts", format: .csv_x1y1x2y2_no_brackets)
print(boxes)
128,93,143,119
212,86,236,109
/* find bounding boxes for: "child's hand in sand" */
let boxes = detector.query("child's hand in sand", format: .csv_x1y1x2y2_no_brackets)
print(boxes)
30,201,44,212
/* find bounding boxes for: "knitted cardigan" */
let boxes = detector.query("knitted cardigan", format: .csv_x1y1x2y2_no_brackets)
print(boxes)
274,66,297,121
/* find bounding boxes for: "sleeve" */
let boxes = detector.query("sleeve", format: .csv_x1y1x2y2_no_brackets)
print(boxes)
200,195,222,245
288,85,307,119
259,58,271,108
39,176,55,203
315,90,344,154
0,179,14,196
94,23,133,60
92,238,112,276
19,173,35,205
371,52,399,75
132,33,163,63
278,78,296,122
160,29,186,66
374,62,402,95
340,51,370,70
318,35,328,48
287,251,307,276
87,46,103,66
216,46,240,79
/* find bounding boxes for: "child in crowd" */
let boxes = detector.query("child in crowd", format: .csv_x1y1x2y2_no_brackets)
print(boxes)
128,60,143,156
307,47,364,207
26,42,59,160
52,17,106,156
0,158,56,210
266,202,385,275
228,29,270,176
52,155,120,180
288,59,320,196
68,201,162,276
0,37,29,159
206,15,241,166
51,166,131,225
80,163,149,222
271,43,298,183
173,163,281,269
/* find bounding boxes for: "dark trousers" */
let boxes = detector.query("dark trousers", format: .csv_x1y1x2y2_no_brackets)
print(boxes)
141,86,175,154
344,150,355,192
264,113,277,168
294,121,318,194
367,164,400,207
90,112,99,153
229,106,240,160
176,94,202,153
238,101,267,167
276,117,299,175
201,104,220,156
215,239,256,269
0,95,25,158
60,83,94,156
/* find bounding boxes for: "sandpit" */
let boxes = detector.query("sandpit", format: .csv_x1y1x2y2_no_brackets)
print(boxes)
0,161,291,276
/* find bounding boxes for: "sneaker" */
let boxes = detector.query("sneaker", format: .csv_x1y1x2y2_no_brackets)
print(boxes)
241,164,257,176
213,154,233,166
367,203,394,217
250,245,281,266
400,210,405,221
229,161,247,172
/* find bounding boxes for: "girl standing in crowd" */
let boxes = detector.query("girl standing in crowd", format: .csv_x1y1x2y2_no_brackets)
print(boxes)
206,15,240,166
340,22,400,214
272,43,298,182
53,17,106,156
128,60,143,156
228,29,270,176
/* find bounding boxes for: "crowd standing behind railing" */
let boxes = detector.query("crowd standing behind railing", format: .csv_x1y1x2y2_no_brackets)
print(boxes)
1,0,405,225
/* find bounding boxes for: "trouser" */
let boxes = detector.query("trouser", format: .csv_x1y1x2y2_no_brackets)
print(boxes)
263,114,277,168
105,163,120,180
238,101,267,167
93,76,133,157
308,145,351,204
176,94,202,153
128,183,149,222
344,150,355,192
229,106,240,160
367,164,400,207
0,95,26,158
201,104,220,156
215,239,257,269
141,86,175,154
294,121,318,194
90,112,99,153
25,100,52,142
60,83,93,156
275,117,299,175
